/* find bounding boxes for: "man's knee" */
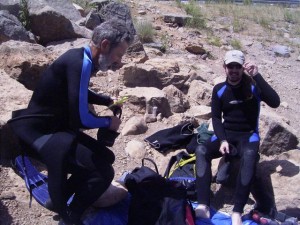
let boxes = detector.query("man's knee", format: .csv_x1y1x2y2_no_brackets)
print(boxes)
243,148,259,163
195,144,208,157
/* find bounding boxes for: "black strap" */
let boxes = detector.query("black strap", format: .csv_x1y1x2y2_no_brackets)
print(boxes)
163,151,189,178
163,155,178,178
113,107,122,119
21,155,33,208
8,113,54,123
142,158,159,174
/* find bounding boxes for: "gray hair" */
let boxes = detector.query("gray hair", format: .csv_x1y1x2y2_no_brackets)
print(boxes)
91,19,134,49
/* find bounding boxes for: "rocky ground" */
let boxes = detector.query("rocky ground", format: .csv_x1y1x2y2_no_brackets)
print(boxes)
1,0,300,224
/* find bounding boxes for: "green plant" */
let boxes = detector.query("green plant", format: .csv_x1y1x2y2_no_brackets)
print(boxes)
243,0,252,5
135,20,155,43
160,33,171,52
19,0,30,30
284,10,295,23
230,39,242,50
175,0,182,8
186,16,206,29
233,17,245,33
258,17,271,29
295,27,300,35
207,36,222,47
183,0,206,29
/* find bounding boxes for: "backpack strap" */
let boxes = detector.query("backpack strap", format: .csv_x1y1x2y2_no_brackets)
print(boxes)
164,154,178,178
20,154,33,208
142,158,159,174
164,151,196,178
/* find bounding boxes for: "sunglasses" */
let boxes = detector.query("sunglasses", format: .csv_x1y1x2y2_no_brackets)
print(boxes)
226,63,243,69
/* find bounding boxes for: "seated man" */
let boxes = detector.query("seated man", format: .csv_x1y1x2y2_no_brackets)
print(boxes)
194,50,280,225
8,19,134,225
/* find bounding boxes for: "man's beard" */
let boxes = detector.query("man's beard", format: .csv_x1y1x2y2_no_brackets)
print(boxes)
97,54,111,72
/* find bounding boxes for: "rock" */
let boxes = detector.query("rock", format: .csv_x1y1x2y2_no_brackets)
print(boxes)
163,14,193,26
144,113,157,123
272,45,290,57
163,85,189,113
280,101,289,109
125,140,146,158
0,10,34,44
0,191,16,200
100,1,136,35
119,87,172,118
29,6,91,45
85,9,102,30
187,80,213,106
260,121,299,156
185,44,206,55
121,116,148,136
185,105,211,120
0,40,55,90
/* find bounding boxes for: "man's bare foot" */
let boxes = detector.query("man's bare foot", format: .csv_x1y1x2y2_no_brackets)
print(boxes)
195,204,210,219
231,212,243,225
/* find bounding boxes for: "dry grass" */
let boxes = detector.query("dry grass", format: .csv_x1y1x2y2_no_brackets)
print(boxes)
176,1,300,46
135,20,155,43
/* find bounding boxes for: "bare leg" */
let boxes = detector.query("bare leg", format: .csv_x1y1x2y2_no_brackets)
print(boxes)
195,204,210,219
232,212,243,225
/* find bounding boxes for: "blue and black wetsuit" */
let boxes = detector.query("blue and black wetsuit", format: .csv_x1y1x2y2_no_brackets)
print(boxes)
9,46,115,221
195,73,280,213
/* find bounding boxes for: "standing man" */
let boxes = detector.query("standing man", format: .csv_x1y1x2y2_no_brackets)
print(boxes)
9,19,134,225
194,50,280,225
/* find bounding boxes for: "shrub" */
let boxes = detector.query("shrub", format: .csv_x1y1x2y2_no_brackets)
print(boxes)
230,39,242,50
19,0,30,30
135,20,155,43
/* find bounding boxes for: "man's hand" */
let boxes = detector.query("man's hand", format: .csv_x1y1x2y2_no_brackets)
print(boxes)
109,116,121,131
243,62,258,77
108,96,128,114
219,140,230,155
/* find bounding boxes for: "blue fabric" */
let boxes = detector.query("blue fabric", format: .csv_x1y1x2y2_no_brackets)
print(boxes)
84,195,130,225
79,46,111,128
217,84,227,98
14,158,259,225
83,194,259,225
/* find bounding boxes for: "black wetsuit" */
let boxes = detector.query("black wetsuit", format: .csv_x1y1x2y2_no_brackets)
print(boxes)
195,74,280,213
9,46,115,221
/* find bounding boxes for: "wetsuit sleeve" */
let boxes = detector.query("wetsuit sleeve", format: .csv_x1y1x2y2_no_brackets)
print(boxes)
253,73,280,108
63,49,111,129
88,89,113,106
211,85,227,142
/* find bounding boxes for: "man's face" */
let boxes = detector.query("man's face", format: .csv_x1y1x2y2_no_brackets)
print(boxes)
97,41,129,72
224,62,244,85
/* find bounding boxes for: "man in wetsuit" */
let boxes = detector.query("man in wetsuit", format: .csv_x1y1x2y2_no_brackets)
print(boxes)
8,19,134,225
194,50,280,225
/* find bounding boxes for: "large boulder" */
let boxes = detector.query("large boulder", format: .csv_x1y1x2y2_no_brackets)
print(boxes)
0,40,55,90
0,10,33,44
259,111,299,156
28,0,82,22
119,87,172,118
0,0,20,18
121,59,190,90
99,1,136,36
29,5,91,45
0,69,32,159
260,121,298,156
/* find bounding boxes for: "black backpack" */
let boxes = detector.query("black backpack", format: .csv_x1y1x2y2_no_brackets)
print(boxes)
164,151,197,201
124,158,195,225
